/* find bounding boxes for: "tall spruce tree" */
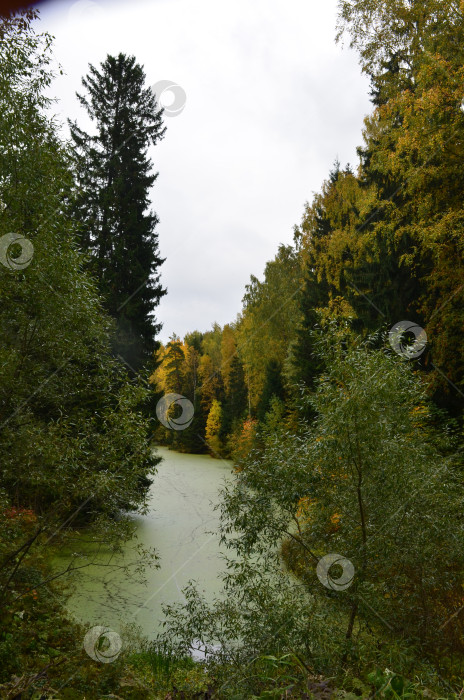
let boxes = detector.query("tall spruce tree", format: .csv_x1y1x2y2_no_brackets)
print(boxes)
291,164,338,390
256,359,285,422
220,354,248,442
70,53,166,371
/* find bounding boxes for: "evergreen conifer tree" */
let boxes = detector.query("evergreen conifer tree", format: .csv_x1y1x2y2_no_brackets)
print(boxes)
257,359,285,422
70,53,166,370
220,354,248,442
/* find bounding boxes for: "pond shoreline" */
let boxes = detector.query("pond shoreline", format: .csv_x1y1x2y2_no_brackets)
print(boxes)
54,447,233,641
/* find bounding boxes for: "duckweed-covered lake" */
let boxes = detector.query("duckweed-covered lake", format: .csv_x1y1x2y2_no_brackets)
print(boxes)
54,447,233,641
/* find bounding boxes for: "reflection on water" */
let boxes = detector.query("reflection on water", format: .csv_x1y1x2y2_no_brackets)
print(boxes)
54,447,233,640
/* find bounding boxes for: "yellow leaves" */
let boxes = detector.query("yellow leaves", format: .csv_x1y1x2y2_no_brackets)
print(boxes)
205,400,222,440
327,511,342,533
149,343,167,389
410,402,430,429
233,418,259,463
220,324,237,395
205,399,222,456
296,495,313,521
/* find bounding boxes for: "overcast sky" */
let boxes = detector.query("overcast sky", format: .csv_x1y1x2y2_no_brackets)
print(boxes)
36,0,371,344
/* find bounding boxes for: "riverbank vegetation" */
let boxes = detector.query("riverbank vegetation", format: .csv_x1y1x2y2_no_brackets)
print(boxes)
158,328,464,697
0,9,161,695
2,0,464,697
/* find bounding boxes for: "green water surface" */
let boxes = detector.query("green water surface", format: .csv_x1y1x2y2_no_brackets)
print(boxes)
54,447,233,641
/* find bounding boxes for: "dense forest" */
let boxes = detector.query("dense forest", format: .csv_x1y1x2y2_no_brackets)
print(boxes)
153,0,464,455
2,1,464,698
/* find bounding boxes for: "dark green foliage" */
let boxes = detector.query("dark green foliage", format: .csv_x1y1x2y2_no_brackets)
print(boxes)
256,359,285,422
291,264,328,391
183,394,208,453
70,52,166,371
0,11,160,692
184,330,204,354
0,16,158,522
220,354,248,443
291,162,338,390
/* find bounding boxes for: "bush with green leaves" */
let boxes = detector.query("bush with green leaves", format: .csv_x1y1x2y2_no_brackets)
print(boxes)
0,10,159,519
0,9,160,684
158,326,464,695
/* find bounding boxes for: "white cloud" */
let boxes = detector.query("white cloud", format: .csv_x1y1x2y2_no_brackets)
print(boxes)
38,0,371,342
